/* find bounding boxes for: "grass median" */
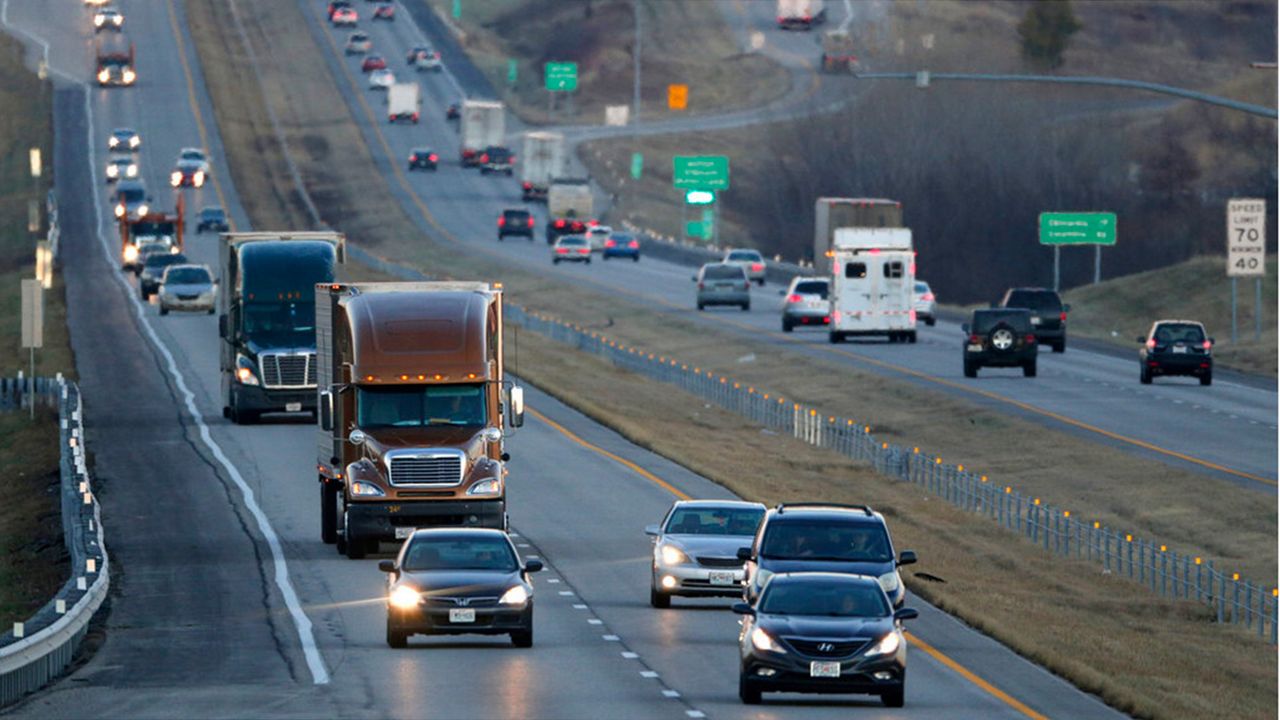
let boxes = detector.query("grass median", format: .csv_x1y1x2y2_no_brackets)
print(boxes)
183,2,1277,717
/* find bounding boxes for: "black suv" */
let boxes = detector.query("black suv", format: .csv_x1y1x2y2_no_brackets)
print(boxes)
498,208,534,240
139,252,188,300
738,504,915,608
733,572,917,707
963,309,1038,377
195,206,228,234
479,146,514,175
1138,320,1213,386
407,147,438,172
998,287,1069,352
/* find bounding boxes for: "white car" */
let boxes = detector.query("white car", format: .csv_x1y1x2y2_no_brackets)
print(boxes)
584,225,611,252
108,127,141,151
177,147,211,174
93,7,124,31
104,153,138,183
645,500,766,608
913,280,937,326
723,248,767,286
368,68,395,90
158,264,217,315
780,276,830,332
409,47,442,72
344,31,371,55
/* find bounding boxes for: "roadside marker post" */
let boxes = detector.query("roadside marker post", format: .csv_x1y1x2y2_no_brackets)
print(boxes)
21,279,43,419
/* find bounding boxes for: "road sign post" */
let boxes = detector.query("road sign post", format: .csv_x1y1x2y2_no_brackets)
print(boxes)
21,279,42,419
1226,198,1266,343
1039,212,1117,290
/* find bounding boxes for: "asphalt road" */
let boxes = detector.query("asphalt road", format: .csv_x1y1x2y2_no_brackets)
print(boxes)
4,1,1129,718
301,1,1277,491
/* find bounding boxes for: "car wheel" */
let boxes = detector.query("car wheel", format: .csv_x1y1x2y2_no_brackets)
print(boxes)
756,278,765,286
585,257,591,264
632,255,639,262
739,674,762,705
926,317,936,327
963,359,977,378
741,302,750,312
343,511,367,560
207,307,215,315
697,303,705,311
1023,360,1037,378
829,331,843,344
159,306,169,316
1140,366,1152,384
782,319,793,333
510,628,533,648
1200,373,1212,386
881,682,905,708
649,584,671,609
386,619,408,649
553,258,560,265
1053,339,1066,353
320,480,338,544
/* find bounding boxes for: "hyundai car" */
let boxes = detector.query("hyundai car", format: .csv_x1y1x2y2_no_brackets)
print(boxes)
695,262,750,312
602,232,640,261
913,281,937,326
195,206,229,233
498,208,534,240
552,235,592,264
407,147,438,171
104,153,138,183
139,251,188,301
108,127,140,152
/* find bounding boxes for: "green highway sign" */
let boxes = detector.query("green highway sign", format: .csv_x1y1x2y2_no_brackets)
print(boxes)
507,59,518,85
1039,212,1116,245
544,62,578,92
630,152,643,180
673,155,730,191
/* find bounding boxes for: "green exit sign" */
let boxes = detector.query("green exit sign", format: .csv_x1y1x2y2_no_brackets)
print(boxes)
673,155,729,191
544,62,578,92
1039,212,1116,246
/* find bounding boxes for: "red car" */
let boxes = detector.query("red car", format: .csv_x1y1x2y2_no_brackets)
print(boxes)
361,55,387,73
331,8,358,27
372,3,395,20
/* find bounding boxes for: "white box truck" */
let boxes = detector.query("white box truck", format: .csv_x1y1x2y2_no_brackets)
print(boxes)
814,197,903,274
777,0,825,29
387,83,420,124
545,178,593,243
828,227,916,344
520,131,565,202
460,99,505,167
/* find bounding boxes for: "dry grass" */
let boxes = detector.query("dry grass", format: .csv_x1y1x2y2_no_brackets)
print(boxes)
1064,255,1277,375
511,325,1277,720
422,0,791,124
0,410,66,629
184,3,1278,716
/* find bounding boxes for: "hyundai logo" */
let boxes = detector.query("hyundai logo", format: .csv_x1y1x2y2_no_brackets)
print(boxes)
817,642,835,652
456,598,469,607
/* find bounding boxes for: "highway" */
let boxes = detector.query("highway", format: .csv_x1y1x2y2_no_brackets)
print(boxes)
4,1,1129,718
303,0,1277,490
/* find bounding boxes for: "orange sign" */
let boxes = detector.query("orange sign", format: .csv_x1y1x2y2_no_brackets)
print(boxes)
667,84,688,110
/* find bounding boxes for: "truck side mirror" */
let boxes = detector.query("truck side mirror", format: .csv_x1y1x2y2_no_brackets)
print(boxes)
318,390,333,432
218,314,228,339
509,386,525,428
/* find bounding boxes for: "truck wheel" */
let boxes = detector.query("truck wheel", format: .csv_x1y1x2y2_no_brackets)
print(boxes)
963,360,977,378
510,628,533,648
697,303,705,311
342,510,367,559
1140,366,1152,384
553,258,560,265
1053,339,1066,353
159,306,169,316
741,302,750,312
829,332,843,344
320,480,338,544
386,619,408,648
1023,361,1037,378
926,317,936,327
908,332,917,344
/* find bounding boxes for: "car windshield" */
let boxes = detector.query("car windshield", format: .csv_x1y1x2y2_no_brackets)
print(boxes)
165,267,210,285
728,251,761,262
559,237,586,247
610,233,634,243
145,254,186,269
356,383,486,428
704,265,745,280
760,521,893,562
1004,290,1061,312
402,537,517,572
794,281,828,298
915,282,930,293
1154,324,1205,344
201,208,224,219
665,506,764,536
503,211,527,220
759,580,890,617
119,187,144,202
973,311,1029,334
181,150,204,160
241,301,315,343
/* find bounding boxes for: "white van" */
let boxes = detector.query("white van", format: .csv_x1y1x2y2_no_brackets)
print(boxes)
828,228,916,344
387,83,420,124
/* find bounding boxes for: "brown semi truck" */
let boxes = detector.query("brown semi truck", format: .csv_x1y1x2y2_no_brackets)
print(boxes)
120,193,183,271
315,281,524,559
95,32,135,86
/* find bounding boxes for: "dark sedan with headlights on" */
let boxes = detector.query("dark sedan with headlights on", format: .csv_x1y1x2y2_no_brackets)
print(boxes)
734,572,918,707
380,528,542,648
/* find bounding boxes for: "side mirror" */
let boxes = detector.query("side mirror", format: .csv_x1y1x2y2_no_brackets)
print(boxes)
893,607,919,622
691,275,698,282
1062,304,1071,313
644,524,661,537
898,550,917,566
524,559,544,573
349,429,367,445
378,560,397,573
509,386,525,428
736,546,754,561
960,323,970,334
1208,337,1215,345
731,602,756,616
218,314,228,338
318,390,333,432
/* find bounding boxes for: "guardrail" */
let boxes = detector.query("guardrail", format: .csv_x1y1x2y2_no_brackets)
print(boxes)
0,375,62,412
0,380,109,706
506,305,1278,644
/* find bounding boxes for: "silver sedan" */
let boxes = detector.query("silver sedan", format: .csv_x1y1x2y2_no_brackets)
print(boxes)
158,264,217,315
645,500,766,608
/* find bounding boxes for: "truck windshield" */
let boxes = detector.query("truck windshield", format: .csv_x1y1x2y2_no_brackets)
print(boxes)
357,384,486,428
242,302,315,345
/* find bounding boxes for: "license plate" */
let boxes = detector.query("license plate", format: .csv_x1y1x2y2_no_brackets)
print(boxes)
967,343,983,352
709,571,736,586
1030,316,1041,325
810,661,841,678
394,527,414,539
1172,346,1188,354
449,608,476,623
286,402,302,412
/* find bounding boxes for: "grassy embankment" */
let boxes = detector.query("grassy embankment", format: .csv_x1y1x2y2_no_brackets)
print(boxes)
183,2,1277,718
0,31,74,629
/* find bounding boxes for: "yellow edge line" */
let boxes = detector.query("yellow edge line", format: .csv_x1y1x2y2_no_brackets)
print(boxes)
905,631,1050,720
166,0,237,232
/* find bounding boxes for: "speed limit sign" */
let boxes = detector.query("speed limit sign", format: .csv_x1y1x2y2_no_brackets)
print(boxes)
1226,198,1266,277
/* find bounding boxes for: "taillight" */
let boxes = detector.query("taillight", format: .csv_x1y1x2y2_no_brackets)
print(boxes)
409,154,416,162
742,282,750,290
556,247,568,254
628,240,639,249
527,217,535,227
1060,311,1067,322
411,112,419,122
579,248,590,255
480,154,489,163
1202,340,1212,350
968,334,981,344
428,153,438,162
555,219,565,228
509,155,516,164
588,219,599,227
497,218,506,226
751,263,764,272
787,293,802,303
604,239,616,248
1025,334,1037,343
522,181,531,190
1145,338,1156,349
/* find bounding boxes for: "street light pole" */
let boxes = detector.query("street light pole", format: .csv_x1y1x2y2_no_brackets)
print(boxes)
632,0,641,127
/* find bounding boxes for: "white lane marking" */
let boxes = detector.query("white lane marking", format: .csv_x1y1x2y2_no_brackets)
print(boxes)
572,603,587,609
640,671,659,679
558,590,574,596
838,0,855,33
587,618,603,625
545,578,560,584
21,17,333,683
663,690,680,698
621,651,638,659
602,635,620,641
687,711,706,718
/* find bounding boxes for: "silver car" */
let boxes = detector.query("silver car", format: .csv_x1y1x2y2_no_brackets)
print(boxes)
914,281,937,326
723,248,766,286
694,262,750,311
158,264,216,315
645,500,766,608
104,152,138,183
552,234,592,264
780,276,830,332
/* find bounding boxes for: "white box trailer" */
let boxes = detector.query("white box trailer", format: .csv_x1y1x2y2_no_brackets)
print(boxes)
777,0,825,29
814,197,903,274
828,228,916,344
460,99,505,166
387,83,420,124
520,131,565,202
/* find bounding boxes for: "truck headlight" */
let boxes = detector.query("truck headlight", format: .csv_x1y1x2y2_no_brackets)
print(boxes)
123,245,138,262
129,135,140,148
126,164,137,177
122,69,136,84
193,170,205,187
235,355,259,386
499,585,529,606
106,164,118,177
97,68,110,83
114,203,125,218
877,571,900,595
466,478,502,497
350,481,385,497
170,171,182,187
658,544,688,566
864,631,901,657
389,585,420,610
136,203,148,216
94,15,105,26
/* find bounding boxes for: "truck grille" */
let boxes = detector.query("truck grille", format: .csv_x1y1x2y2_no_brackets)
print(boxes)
259,352,315,389
388,451,466,486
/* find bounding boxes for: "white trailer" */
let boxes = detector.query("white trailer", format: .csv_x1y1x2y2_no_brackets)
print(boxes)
386,83,420,124
828,228,916,344
460,99,505,166
776,0,825,29
813,197,903,274
520,131,565,202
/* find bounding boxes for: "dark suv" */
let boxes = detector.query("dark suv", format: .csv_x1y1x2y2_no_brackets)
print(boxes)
479,146,515,175
1138,320,1213,386
963,309,1038,377
498,208,534,240
998,288,1069,352
737,504,915,608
